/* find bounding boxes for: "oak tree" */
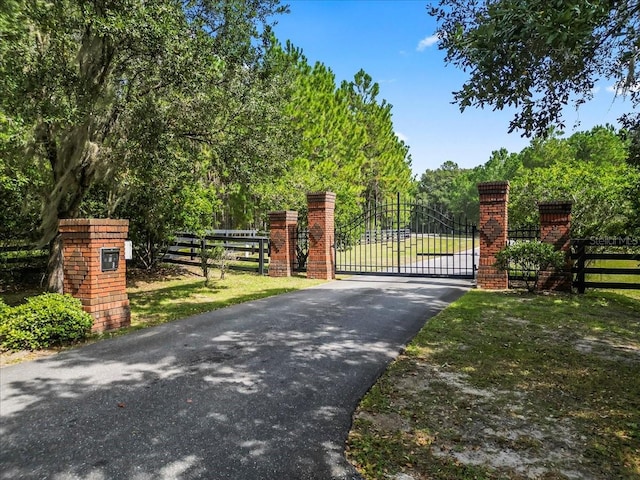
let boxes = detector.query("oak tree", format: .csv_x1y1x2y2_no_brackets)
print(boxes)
430,0,640,137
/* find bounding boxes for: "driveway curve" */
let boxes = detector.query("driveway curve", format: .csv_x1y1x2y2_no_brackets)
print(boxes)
1,276,471,479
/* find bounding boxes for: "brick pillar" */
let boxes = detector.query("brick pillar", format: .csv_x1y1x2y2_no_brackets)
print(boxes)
268,211,298,277
59,219,130,333
477,181,509,290
537,201,573,292
306,192,336,280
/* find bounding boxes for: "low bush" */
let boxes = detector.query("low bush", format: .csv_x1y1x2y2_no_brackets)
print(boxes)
495,240,565,292
0,297,10,341
0,293,93,351
0,297,9,315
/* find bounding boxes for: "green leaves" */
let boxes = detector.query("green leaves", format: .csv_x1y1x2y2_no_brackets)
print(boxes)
416,124,639,239
495,240,565,291
0,293,93,351
431,0,638,137
254,46,411,225
1,1,293,275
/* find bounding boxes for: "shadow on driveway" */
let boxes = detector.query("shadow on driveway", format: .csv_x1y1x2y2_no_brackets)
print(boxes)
1,277,470,479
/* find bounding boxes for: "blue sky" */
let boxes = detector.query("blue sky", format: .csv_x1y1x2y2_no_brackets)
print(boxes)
272,0,632,176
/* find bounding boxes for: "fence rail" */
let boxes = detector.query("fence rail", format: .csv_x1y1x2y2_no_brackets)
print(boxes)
163,233,269,275
571,238,640,293
361,228,412,244
0,244,47,268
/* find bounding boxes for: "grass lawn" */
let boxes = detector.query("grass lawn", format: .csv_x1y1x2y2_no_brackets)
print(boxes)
337,235,474,271
347,289,640,480
127,269,324,329
587,259,640,286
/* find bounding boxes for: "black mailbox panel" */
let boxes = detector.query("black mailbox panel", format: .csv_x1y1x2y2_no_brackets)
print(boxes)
101,248,120,272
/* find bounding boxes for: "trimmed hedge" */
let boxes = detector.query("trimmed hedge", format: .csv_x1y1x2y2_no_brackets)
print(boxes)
0,293,93,351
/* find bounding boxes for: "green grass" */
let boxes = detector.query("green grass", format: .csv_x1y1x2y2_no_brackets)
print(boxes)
587,259,640,284
347,289,640,480
336,235,474,271
127,270,323,329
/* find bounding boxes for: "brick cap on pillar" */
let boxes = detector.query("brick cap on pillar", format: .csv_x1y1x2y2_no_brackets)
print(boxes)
59,218,129,228
59,219,129,238
478,181,510,196
268,211,298,223
306,192,336,205
537,201,573,214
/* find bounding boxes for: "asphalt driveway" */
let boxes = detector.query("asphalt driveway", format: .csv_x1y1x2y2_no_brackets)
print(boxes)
1,276,471,479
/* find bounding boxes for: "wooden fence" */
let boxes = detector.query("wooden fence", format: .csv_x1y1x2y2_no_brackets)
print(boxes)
571,238,640,293
361,228,412,244
163,233,269,275
0,244,47,280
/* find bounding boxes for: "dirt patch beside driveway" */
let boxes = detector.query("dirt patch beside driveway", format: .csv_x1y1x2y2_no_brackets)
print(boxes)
347,290,640,480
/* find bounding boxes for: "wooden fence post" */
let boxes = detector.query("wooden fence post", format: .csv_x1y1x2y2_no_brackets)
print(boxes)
574,239,586,294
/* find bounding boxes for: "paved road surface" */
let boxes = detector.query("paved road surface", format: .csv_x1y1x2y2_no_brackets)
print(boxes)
1,276,471,480
387,247,478,276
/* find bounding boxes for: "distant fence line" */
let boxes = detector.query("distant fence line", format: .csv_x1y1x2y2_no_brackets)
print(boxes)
360,228,412,245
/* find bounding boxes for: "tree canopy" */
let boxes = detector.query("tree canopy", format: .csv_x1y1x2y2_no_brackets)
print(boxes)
1,3,413,285
430,0,640,137
0,0,289,288
416,126,640,238
250,44,412,227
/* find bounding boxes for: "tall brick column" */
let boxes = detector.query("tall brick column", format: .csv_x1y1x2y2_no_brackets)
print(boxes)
477,181,509,289
537,201,573,292
59,219,130,332
268,211,298,277
306,192,336,280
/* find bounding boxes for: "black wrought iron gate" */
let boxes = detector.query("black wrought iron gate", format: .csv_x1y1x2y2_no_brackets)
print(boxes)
334,194,477,278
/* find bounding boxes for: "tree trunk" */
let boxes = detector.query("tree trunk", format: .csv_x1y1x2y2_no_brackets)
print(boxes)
46,234,64,293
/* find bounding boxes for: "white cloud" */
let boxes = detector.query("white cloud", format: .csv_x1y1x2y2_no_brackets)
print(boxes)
606,82,640,95
396,131,409,143
417,34,440,51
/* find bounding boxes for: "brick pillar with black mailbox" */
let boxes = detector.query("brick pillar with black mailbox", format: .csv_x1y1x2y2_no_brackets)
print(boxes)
268,211,298,277
477,181,510,290
306,192,336,280
537,201,573,292
59,219,130,332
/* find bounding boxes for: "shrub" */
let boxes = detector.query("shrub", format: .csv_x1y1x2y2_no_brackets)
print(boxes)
0,297,10,341
0,297,9,316
495,240,565,292
1,293,93,351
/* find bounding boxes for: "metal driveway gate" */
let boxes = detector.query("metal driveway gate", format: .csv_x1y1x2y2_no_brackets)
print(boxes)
335,194,477,278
